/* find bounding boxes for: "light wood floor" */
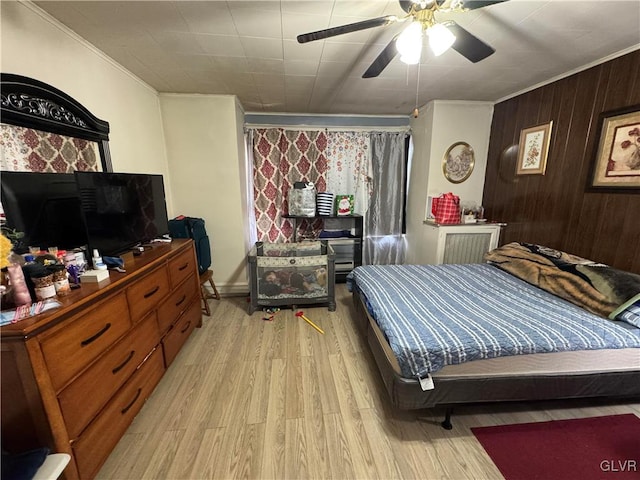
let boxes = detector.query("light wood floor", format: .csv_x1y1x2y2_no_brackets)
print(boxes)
97,284,640,479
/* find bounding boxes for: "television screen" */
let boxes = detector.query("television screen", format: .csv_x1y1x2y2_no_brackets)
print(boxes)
0,172,87,253
74,172,170,256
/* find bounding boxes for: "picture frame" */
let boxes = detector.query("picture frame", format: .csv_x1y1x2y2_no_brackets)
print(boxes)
589,104,640,190
516,121,553,175
443,141,475,183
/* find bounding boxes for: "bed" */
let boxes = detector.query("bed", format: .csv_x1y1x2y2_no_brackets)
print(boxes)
347,243,640,428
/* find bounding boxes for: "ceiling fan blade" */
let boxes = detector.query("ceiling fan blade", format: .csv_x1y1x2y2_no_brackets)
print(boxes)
398,1,413,13
363,37,399,78
447,22,495,63
297,16,396,43
460,0,509,10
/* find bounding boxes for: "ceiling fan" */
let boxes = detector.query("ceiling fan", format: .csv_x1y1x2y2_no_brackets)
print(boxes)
297,0,508,78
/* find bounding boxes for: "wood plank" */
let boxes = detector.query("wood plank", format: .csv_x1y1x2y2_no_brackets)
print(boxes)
328,353,378,479
261,358,286,479
190,428,228,479
285,314,304,419
301,357,332,478
323,413,356,479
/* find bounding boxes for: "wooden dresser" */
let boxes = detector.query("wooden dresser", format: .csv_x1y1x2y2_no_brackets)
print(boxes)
1,239,201,480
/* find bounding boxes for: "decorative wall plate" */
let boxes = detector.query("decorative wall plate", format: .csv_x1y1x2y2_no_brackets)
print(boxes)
443,141,475,183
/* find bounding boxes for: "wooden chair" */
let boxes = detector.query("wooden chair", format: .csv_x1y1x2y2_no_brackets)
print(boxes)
199,269,220,316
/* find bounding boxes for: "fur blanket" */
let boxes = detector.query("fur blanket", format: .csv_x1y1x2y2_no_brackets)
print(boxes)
484,242,640,318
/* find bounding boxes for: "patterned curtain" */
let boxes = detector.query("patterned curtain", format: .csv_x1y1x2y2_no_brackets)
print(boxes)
252,128,328,242
325,131,372,217
0,124,101,172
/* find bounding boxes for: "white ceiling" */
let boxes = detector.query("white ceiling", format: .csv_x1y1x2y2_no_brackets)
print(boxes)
33,0,640,115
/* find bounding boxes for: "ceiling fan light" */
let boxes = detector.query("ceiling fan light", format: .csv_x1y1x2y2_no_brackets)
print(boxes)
396,22,423,65
427,23,456,56
399,50,421,64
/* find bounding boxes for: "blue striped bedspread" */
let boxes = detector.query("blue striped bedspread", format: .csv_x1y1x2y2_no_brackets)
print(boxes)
347,264,640,379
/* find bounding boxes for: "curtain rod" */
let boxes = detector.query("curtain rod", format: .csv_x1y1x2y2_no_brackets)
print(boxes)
244,124,411,133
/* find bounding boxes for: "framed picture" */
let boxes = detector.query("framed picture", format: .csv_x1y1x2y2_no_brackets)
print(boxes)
589,105,640,190
516,121,553,175
443,142,475,183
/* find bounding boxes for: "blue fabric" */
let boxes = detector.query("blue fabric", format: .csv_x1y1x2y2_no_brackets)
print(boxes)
1,448,49,480
347,264,640,378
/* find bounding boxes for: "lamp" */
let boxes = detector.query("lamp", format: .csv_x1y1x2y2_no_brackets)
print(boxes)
396,22,423,65
426,23,456,56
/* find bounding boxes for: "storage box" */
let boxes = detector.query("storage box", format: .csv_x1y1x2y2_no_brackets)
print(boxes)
80,269,111,284
247,241,335,313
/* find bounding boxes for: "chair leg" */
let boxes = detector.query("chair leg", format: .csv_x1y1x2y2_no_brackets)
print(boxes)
200,270,219,317
208,277,220,300
201,284,211,317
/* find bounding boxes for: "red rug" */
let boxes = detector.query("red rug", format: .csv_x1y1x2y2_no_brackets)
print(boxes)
472,414,640,480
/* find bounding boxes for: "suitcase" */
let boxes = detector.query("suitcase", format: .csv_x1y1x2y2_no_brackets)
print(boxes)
168,216,211,274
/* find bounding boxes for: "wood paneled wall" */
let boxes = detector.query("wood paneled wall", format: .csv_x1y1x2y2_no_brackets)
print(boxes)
483,50,640,273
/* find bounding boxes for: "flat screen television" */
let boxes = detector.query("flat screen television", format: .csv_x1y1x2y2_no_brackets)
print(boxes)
0,171,88,253
74,171,170,257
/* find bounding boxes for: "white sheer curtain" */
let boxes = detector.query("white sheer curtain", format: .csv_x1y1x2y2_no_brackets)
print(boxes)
325,131,372,217
364,132,408,265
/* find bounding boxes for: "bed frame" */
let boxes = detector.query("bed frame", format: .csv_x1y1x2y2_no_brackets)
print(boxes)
352,290,640,428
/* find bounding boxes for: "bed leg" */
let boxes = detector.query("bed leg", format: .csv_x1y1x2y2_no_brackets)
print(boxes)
441,407,453,430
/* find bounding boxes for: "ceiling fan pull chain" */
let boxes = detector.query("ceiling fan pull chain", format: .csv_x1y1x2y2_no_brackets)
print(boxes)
413,62,421,118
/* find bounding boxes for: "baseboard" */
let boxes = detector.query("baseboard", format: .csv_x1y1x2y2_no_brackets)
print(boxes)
209,282,249,297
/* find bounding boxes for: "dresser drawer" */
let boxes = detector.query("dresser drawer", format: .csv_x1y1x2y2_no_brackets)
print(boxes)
126,266,170,323
73,348,165,480
41,293,132,391
157,277,198,334
168,247,197,288
162,298,200,367
58,311,161,440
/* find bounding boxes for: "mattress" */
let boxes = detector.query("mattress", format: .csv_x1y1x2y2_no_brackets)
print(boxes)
347,263,640,379
357,292,640,410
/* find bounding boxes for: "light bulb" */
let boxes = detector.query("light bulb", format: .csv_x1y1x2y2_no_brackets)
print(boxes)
396,22,423,65
427,23,456,56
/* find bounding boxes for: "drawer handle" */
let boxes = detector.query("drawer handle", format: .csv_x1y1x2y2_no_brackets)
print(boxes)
143,286,160,299
80,323,111,347
175,295,187,307
121,388,142,415
112,350,135,374
178,263,189,271
180,320,191,334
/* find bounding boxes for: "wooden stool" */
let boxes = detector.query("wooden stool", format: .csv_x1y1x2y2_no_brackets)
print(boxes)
199,269,220,316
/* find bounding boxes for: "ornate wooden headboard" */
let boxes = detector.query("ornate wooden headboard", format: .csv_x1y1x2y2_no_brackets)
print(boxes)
0,73,112,172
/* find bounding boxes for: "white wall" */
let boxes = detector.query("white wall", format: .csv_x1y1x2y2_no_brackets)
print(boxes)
406,100,494,264
160,95,247,294
0,2,172,210
425,101,494,204
405,103,435,264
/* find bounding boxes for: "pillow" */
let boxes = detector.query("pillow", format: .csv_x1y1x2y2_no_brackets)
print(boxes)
609,293,640,328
